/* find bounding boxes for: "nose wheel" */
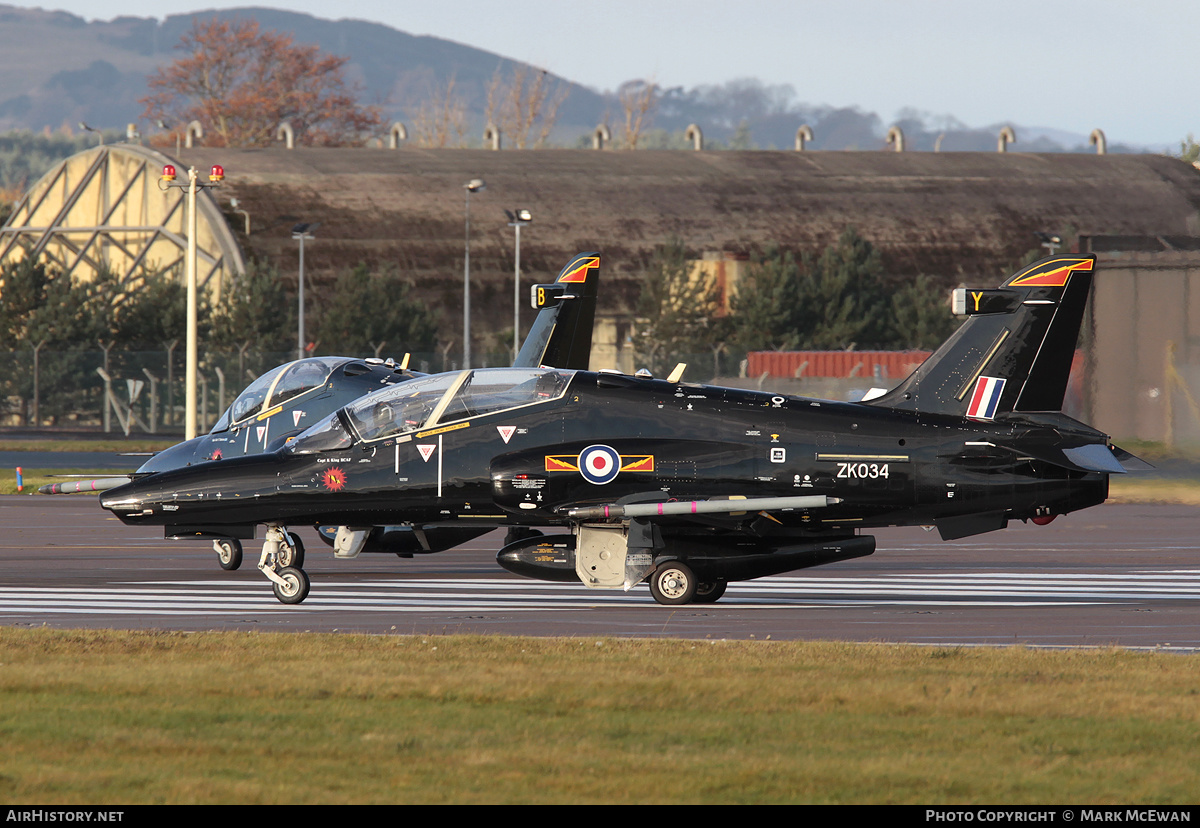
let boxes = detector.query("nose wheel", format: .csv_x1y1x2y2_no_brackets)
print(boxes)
258,525,311,604
272,566,310,604
213,538,243,571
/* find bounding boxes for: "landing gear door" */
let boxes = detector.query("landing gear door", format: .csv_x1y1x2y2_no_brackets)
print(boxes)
574,521,657,591
624,518,657,589
574,524,627,589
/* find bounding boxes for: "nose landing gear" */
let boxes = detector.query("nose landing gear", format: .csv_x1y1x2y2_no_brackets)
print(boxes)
258,525,311,604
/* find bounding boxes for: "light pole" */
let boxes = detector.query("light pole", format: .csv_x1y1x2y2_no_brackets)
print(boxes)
159,163,224,439
463,178,486,368
505,209,532,361
1036,232,1062,256
78,122,103,146
292,223,319,360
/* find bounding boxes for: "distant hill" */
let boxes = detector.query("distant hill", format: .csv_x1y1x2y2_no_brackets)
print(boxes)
0,4,608,141
0,4,1167,154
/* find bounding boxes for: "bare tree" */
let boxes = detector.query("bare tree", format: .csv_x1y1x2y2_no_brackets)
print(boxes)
618,79,658,149
484,65,570,149
409,76,469,148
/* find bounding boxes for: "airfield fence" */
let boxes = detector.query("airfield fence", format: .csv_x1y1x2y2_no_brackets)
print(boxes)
0,348,520,433
1,347,976,436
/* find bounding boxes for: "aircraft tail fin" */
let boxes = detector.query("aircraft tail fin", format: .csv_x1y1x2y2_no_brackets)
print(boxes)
869,255,1095,418
513,252,600,370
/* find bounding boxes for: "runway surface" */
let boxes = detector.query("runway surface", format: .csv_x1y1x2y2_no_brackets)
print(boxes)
1,495,1198,647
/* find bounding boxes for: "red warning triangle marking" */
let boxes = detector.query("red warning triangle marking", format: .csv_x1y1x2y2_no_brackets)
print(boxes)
417,444,436,462
497,425,516,444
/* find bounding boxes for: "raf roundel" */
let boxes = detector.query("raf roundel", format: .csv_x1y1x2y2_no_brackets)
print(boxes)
578,444,621,485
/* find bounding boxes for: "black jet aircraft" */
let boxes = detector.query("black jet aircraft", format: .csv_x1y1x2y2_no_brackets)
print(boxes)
86,252,600,573
101,254,1148,605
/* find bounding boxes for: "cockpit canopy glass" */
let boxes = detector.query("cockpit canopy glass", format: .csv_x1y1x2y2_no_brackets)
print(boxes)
286,368,573,454
211,357,347,433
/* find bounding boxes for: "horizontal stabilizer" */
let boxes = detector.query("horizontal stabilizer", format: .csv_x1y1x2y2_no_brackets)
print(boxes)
1061,444,1129,475
1110,446,1155,473
982,441,1150,475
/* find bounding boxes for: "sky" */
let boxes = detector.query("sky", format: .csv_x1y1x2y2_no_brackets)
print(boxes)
23,0,1199,148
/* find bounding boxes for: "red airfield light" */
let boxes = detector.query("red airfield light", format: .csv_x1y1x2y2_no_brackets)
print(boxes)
209,164,225,182
162,164,177,181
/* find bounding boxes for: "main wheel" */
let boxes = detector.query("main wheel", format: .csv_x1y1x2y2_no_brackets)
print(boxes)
272,566,310,605
649,561,697,606
214,538,243,571
693,580,727,604
279,533,306,569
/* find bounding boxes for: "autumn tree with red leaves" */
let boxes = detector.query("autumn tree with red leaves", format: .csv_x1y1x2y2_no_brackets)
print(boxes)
141,18,381,148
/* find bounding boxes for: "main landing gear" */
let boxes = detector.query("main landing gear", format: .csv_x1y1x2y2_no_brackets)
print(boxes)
258,525,310,604
647,560,727,606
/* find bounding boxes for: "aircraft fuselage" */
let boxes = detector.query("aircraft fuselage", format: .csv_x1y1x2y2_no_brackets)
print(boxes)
102,370,1108,543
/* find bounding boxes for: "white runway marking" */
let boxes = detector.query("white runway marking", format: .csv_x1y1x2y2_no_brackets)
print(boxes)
3,570,1200,616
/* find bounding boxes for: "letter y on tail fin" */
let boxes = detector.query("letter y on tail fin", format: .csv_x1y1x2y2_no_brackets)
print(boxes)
869,255,1095,418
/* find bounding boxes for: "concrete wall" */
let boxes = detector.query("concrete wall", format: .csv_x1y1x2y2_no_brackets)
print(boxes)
1090,250,1200,445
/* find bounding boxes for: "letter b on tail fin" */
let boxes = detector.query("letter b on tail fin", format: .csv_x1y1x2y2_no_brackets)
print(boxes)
514,252,601,371
869,255,1095,418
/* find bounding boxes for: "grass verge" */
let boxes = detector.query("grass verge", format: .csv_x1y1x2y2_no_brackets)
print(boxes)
1107,477,1200,505
0,469,130,495
0,439,176,454
0,628,1196,804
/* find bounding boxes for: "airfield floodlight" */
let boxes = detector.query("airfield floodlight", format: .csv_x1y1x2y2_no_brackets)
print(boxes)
463,179,486,368
507,208,533,361
292,223,320,361
230,198,250,234
79,121,103,146
1035,232,1062,256
158,164,224,439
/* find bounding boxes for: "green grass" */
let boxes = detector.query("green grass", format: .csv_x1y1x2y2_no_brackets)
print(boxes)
1,469,131,495
0,629,1197,804
0,438,176,453
1109,477,1200,505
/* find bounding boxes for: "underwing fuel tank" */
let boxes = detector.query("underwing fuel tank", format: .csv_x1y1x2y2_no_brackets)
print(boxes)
496,534,579,582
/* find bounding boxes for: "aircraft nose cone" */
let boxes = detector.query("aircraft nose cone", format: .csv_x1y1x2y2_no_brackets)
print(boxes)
100,478,151,514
